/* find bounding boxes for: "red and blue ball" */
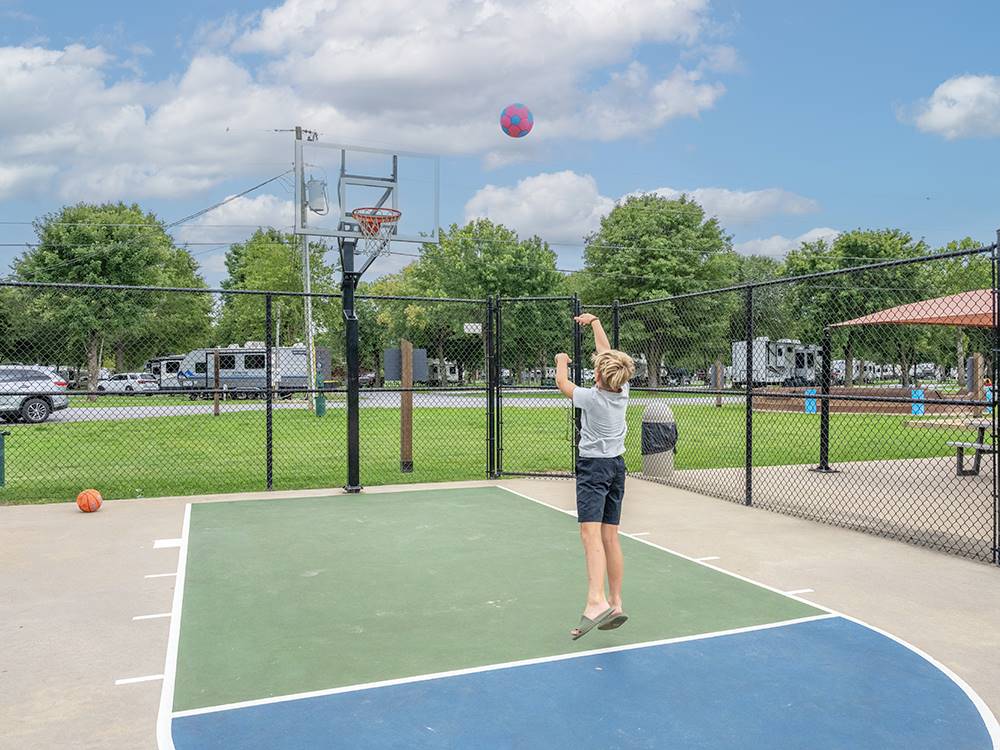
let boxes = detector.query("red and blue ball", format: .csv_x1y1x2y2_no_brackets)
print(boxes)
500,103,533,138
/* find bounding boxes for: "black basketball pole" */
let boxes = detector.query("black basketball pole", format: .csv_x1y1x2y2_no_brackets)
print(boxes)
341,238,362,493
486,296,496,479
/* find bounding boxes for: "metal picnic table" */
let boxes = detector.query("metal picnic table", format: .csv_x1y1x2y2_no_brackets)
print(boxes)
907,416,995,476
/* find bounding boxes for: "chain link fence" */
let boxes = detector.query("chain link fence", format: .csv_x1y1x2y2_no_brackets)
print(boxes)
3,245,998,564
0,282,489,502
612,245,999,563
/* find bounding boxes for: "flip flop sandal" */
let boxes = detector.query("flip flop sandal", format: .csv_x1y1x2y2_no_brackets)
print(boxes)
570,607,615,640
598,612,629,630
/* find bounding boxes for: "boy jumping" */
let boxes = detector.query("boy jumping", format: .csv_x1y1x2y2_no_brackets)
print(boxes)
554,313,636,640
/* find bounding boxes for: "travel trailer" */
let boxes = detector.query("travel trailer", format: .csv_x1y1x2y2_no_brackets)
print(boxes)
731,338,819,387
144,355,185,391
175,343,310,397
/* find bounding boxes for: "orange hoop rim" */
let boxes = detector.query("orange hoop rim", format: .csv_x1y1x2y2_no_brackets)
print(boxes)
352,206,401,237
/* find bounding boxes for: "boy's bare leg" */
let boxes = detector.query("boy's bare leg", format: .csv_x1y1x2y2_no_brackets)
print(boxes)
602,524,624,614
576,522,611,626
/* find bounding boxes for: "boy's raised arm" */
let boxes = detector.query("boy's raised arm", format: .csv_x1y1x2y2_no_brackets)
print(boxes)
555,352,575,399
575,313,611,354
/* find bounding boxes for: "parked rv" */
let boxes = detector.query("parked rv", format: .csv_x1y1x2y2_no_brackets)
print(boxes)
427,358,460,384
175,343,310,398
145,355,185,391
731,338,819,387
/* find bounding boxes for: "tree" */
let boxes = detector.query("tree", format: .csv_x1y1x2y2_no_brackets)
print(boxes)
924,238,993,387
583,194,739,385
785,229,931,386
13,203,208,393
215,229,336,348
404,220,565,385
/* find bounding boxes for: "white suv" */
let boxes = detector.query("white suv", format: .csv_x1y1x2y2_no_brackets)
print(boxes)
96,372,159,393
0,365,70,423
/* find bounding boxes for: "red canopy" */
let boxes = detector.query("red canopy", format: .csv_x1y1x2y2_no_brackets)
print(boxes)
831,289,995,328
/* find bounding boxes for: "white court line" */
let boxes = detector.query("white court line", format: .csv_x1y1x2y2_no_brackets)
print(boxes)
695,556,721,562
497,485,1000,749
133,613,172,621
156,503,191,750
784,588,814,596
628,531,650,536
116,674,164,686
172,613,835,719
154,538,182,549
145,573,177,579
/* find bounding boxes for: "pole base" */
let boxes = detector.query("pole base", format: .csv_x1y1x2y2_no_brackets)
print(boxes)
344,484,363,494
809,466,840,474
400,461,413,473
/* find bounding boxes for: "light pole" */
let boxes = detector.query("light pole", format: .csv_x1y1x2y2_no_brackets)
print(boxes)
295,126,317,411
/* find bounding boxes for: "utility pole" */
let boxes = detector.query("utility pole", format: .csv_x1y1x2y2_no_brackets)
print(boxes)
295,126,317,411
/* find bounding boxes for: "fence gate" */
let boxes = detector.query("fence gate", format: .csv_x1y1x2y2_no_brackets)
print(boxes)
494,296,580,478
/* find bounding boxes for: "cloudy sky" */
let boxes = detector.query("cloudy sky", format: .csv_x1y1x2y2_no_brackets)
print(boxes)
1,0,998,284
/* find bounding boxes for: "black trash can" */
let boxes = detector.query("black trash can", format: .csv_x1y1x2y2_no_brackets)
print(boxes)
641,403,677,479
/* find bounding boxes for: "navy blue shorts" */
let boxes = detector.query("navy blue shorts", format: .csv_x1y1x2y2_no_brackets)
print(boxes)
576,456,626,524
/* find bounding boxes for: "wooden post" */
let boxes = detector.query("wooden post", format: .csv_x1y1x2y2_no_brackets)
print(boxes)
714,356,723,408
401,339,413,472
213,350,220,417
972,352,985,402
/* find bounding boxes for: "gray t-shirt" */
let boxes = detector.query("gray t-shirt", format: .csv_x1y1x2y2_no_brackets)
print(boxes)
572,383,629,458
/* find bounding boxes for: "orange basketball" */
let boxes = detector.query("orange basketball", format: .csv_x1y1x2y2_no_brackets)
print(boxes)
77,489,103,513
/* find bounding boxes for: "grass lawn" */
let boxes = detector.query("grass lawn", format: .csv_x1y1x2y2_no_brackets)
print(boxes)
69,394,199,408
0,403,977,505
500,390,701,400
67,394,340,408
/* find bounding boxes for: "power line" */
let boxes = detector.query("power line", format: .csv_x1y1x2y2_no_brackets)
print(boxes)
2,171,294,278
165,171,293,228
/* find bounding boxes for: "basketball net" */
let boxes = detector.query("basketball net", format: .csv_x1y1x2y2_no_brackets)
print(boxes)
351,207,401,259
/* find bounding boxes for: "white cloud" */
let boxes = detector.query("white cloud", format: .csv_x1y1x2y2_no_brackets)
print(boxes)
199,252,229,275
173,193,294,244
0,163,58,200
644,186,818,225
0,1,733,204
910,74,1000,139
466,170,821,244
734,227,840,257
698,44,742,74
465,171,615,241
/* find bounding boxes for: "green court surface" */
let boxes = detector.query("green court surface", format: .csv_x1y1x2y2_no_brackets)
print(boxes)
174,486,821,712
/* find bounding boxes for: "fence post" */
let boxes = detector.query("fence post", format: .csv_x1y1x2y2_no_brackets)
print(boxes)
812,326,838,474
486,296,496,479
744,286,753,506
495,297,503,476
0,430,9,487
573,296,583,474
612,300,620,350
213,350,220,417
265,294,274,491
993,230,999,565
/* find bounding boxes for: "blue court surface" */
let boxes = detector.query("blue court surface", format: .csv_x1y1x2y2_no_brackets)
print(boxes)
159,488,1000,749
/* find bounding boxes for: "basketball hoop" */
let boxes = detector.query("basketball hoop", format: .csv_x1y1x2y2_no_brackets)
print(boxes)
352,207,401,259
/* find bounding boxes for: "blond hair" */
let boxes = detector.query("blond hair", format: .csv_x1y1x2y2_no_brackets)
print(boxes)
593,350,635,391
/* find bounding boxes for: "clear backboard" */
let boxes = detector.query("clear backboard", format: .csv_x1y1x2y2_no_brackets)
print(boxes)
294,141,439,244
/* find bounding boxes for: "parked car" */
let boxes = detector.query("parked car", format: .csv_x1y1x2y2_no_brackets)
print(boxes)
96,372,159,393
0,365,70,423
